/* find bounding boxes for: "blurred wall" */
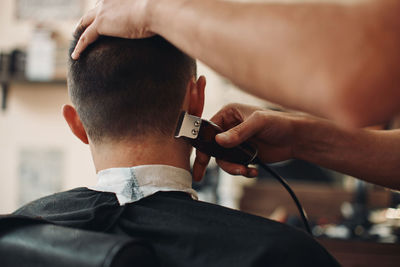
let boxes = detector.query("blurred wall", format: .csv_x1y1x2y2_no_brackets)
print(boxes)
0,84,96,213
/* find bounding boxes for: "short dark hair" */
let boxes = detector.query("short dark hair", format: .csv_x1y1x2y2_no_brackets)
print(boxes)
68,31,196,143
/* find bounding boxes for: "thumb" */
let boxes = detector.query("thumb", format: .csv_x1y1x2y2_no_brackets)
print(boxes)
215,112,266,148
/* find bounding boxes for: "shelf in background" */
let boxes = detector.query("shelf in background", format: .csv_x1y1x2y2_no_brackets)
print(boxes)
1,78,67,110
9,79,67,86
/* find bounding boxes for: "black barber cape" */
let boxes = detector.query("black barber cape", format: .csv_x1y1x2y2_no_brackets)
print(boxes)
13,188,340,267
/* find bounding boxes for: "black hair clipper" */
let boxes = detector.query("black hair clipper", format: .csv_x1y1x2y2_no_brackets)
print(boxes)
175,112,312,234
174,111,258,165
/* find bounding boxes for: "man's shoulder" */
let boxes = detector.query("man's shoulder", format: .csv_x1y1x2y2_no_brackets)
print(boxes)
120,192,340,267
124,191,309,244
13,187,122,230
136,191,294,230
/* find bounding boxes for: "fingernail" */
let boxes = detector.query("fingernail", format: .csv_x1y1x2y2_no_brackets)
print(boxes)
235,169,242,175
217,133,229,141
71,51,78,59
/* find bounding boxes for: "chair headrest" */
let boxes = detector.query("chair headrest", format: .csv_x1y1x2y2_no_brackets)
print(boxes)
0,215,158,267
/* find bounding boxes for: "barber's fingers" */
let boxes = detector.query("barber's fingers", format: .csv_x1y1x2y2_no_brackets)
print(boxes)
75,7,98,34
71,23,99,60
210,105,243,130
216,111,266,148
193,150,211,182
216,159,258,178
193,151,258,181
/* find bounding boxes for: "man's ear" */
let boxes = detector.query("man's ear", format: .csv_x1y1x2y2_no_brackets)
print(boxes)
188,75,206,117
62,104,89,144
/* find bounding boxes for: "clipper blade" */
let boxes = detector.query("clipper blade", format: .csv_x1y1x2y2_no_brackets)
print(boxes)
174,111,258,166
174,111,202,139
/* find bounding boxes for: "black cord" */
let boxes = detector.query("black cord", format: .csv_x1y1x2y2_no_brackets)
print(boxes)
255,158,312,235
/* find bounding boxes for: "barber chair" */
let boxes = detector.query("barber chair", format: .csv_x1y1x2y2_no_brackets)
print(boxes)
0,216,159,267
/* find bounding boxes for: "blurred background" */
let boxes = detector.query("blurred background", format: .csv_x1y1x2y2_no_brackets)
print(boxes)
1,0,400,266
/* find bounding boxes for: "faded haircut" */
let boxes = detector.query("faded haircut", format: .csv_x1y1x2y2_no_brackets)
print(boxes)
68,31,196,143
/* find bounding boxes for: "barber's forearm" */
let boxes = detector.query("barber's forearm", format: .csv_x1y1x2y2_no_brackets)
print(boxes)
149,0,350,108
148,0,400,126
294,118,400,190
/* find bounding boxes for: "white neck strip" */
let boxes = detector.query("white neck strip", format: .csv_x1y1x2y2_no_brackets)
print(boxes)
89,165,198,206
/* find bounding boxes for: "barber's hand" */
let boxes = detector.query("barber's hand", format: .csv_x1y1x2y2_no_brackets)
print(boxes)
193,103,300,181
72,0,155,60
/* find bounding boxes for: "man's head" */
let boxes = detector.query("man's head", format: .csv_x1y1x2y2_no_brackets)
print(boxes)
63,31,205,146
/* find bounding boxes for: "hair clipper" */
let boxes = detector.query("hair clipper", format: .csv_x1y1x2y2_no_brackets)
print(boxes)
174,111,258,165
175,112,312,234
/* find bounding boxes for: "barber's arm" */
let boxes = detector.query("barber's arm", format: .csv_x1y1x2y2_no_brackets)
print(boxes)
193,103,400,190
72,0,400,127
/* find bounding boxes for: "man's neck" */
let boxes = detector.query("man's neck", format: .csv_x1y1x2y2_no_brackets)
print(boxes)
90,136,192,173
